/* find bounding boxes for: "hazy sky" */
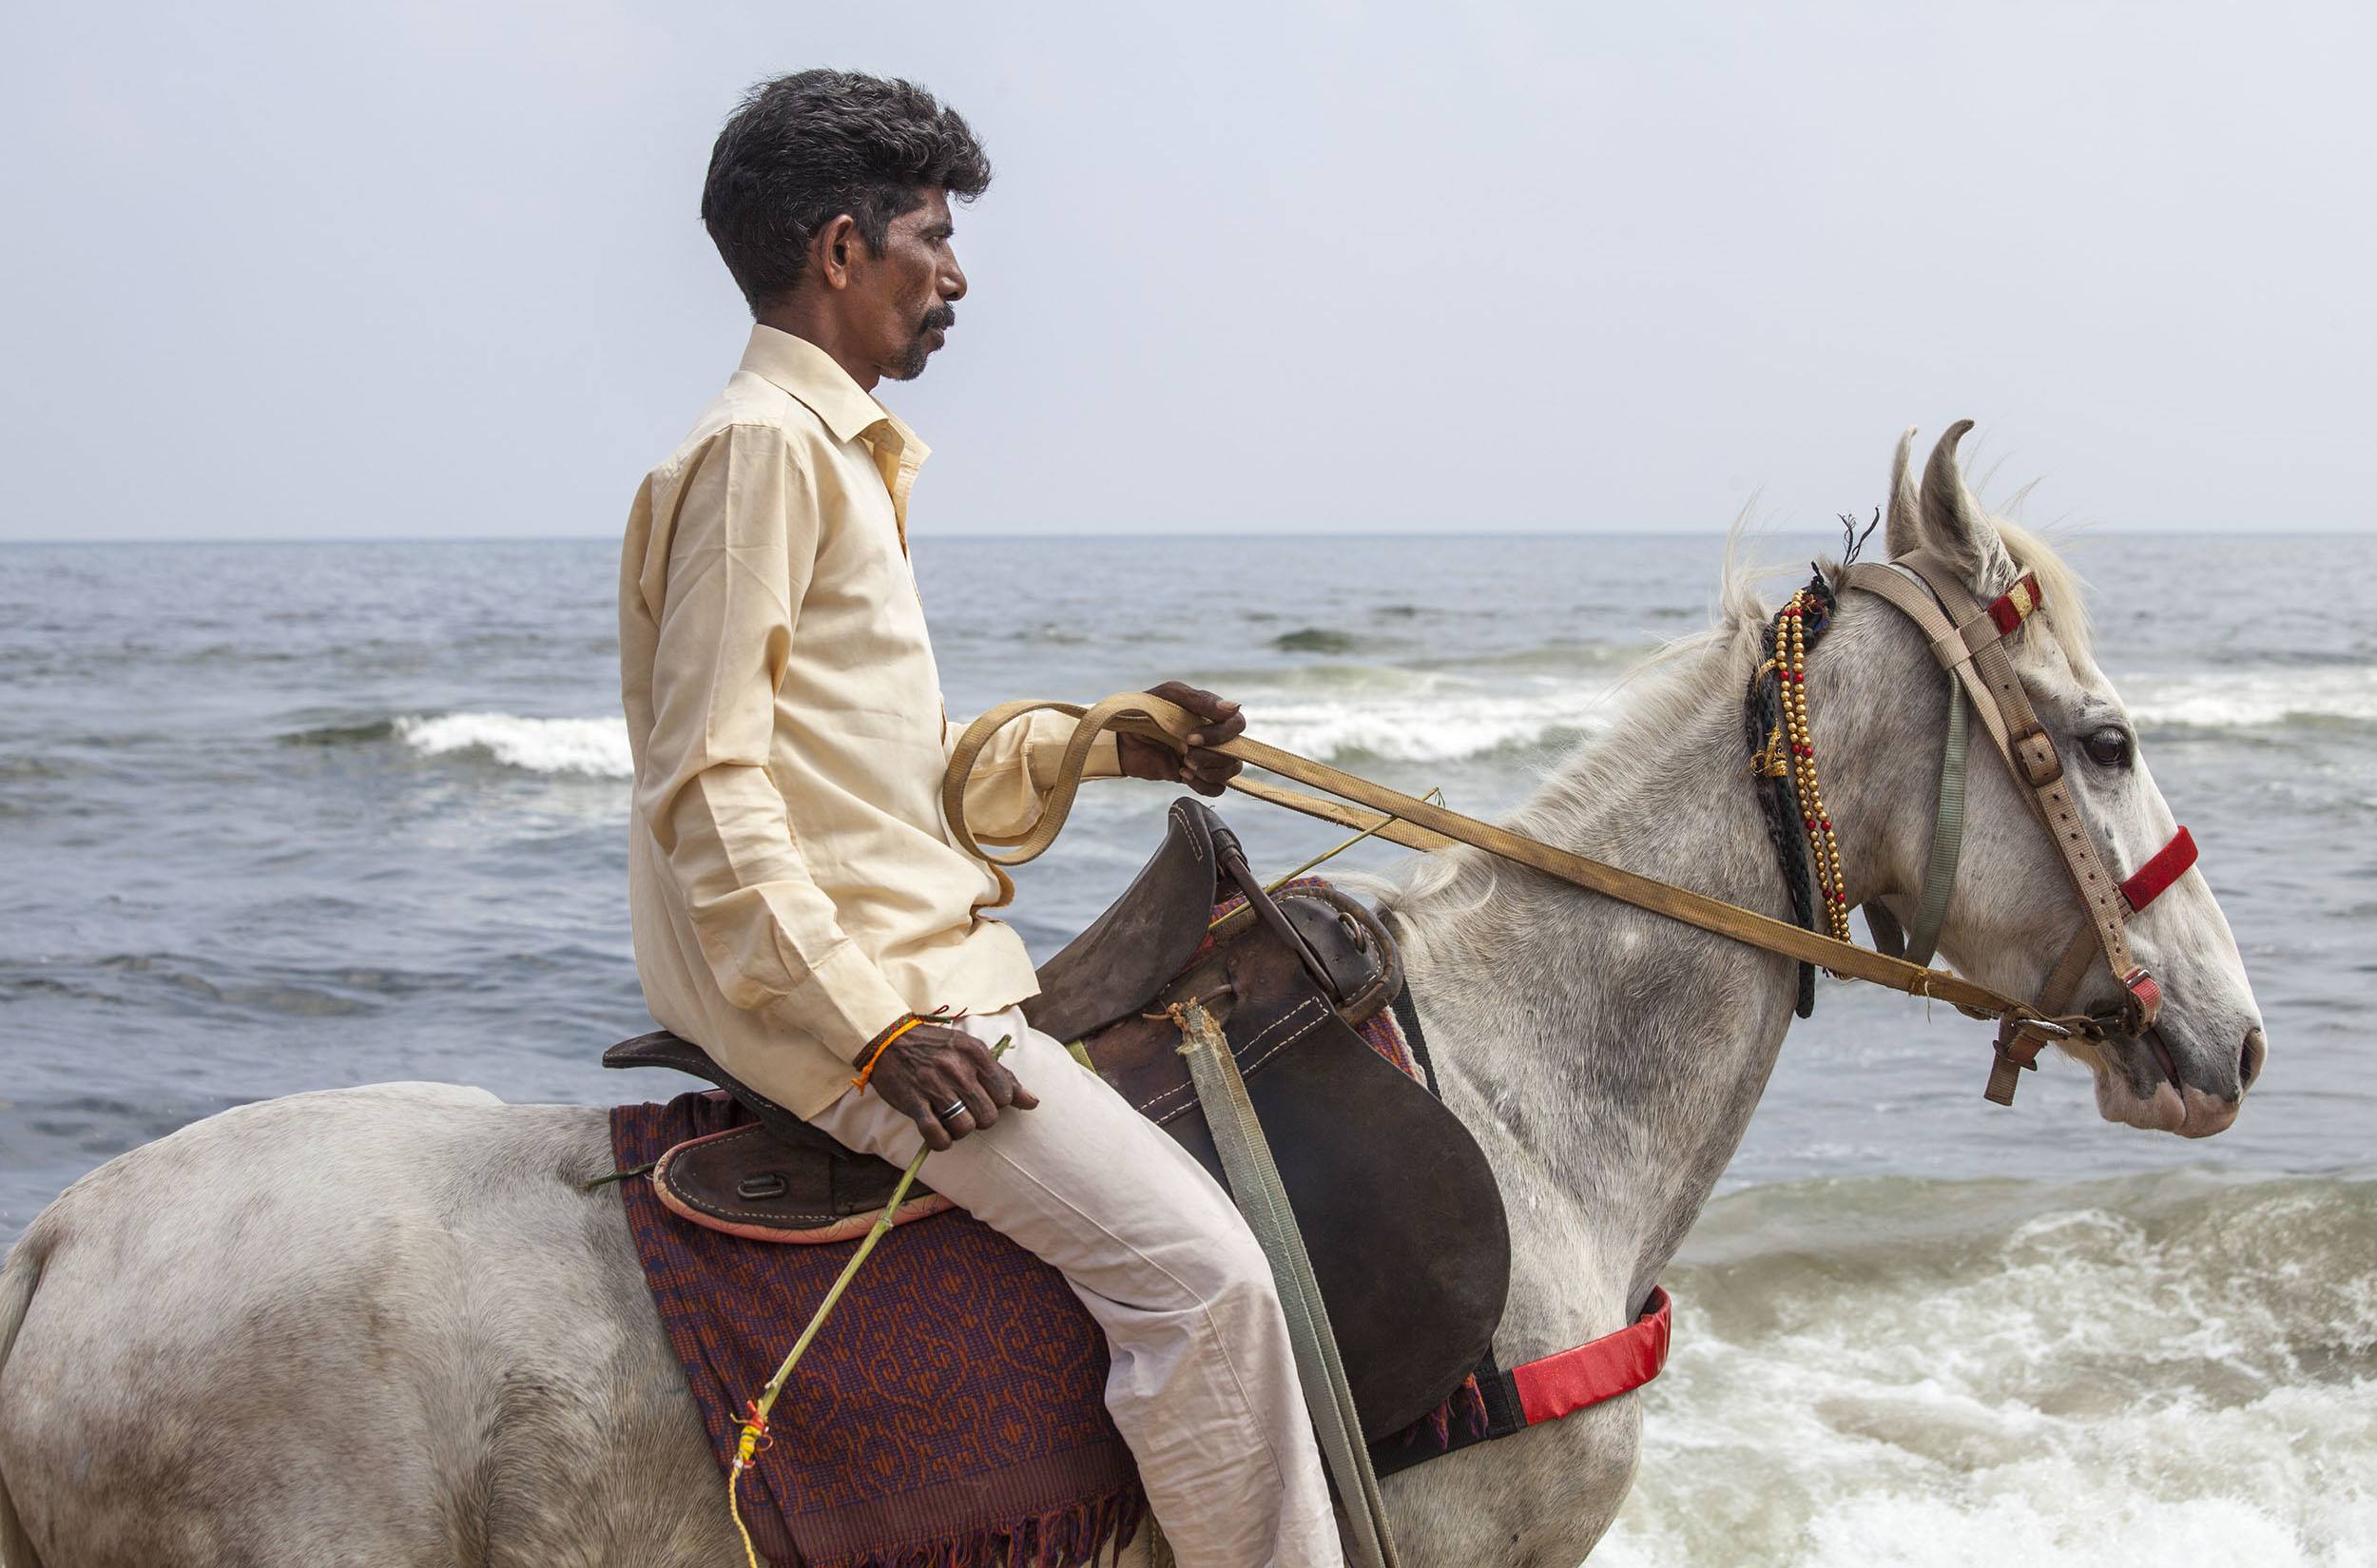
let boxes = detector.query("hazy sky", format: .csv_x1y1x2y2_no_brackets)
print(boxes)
3,1,2370,541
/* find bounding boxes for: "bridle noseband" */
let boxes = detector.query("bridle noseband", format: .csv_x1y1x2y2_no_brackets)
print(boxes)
1756,550,2200,1104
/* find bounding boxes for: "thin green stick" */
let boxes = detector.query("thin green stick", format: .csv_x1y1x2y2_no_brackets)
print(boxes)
725,1036,1012,1566
1264,786,1443,892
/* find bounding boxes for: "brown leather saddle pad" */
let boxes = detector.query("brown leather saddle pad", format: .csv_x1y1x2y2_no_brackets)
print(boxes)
605,799,1512,1440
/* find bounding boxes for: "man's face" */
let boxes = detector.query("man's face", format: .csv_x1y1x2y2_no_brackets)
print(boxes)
853,188,967,383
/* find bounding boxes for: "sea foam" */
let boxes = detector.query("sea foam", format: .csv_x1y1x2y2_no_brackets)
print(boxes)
1591,1173,2377,1567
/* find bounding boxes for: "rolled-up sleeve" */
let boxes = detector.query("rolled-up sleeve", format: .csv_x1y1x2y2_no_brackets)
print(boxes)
944,707,1122,846
634,423,912,1059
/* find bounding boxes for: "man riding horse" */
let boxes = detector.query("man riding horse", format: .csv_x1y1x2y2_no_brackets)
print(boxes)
617,69,1341,1567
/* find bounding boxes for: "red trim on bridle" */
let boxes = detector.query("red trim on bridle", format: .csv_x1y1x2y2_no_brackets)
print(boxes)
2119,825,2196,913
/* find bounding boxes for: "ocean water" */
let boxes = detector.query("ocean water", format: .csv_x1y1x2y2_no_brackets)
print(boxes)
2,532,2371,1563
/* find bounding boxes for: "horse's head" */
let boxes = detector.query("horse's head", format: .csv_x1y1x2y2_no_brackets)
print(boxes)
1855,422,2264,1137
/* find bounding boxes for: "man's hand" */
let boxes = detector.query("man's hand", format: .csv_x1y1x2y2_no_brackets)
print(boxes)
867,1021,1039,1150
1119,680,1246,798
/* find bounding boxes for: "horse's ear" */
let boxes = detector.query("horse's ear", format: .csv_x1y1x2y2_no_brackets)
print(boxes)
1884,426,1922,557
1918,419,2018,594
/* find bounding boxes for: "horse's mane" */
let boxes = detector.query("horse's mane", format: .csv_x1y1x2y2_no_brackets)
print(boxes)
1355,508,2095,917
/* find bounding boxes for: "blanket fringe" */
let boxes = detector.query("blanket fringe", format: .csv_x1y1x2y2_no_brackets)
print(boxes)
800,1484,1148,1568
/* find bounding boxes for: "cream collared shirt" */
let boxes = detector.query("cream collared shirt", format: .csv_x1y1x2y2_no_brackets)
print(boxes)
619,325,1117,1116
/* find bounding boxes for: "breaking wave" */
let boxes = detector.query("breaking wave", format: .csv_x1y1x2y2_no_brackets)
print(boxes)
394,712,632,777
326,660,2377,786
1252,687,1594,764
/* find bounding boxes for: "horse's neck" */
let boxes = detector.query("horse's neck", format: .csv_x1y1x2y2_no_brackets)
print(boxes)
1391,629,1910,1356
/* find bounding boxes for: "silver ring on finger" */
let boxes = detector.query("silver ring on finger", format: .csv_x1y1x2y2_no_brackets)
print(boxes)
936,1098,971,1123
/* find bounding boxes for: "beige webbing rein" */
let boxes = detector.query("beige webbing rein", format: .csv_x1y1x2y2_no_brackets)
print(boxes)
943,691,2077,1069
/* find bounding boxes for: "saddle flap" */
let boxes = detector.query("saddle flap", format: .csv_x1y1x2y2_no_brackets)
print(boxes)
1169,997,1510,1440
1082,920,1508,1439
1024,797,1224,1044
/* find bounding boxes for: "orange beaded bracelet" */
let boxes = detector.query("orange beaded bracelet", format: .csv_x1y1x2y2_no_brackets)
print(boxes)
850,1015,928,1091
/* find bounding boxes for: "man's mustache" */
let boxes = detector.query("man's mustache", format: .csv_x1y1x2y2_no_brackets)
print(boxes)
920,304,957,335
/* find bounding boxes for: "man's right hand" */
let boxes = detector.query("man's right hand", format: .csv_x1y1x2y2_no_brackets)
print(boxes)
865,1020,1040,1150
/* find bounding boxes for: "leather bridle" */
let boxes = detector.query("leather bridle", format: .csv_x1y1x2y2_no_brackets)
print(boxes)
1839,553,2199,1102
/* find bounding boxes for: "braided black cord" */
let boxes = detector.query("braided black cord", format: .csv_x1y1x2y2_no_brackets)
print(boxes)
1744,663,1820,1017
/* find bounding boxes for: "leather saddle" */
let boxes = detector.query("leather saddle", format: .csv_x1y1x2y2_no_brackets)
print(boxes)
604,799,1512,1439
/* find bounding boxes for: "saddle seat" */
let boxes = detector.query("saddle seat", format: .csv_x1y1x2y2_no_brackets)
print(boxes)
605,799,1512,1440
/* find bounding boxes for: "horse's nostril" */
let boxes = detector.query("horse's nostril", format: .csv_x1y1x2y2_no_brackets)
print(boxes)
2239,1027,2267,1093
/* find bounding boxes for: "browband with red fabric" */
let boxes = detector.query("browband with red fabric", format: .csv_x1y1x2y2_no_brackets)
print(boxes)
1985,571,2044,635
2119,825,2197,913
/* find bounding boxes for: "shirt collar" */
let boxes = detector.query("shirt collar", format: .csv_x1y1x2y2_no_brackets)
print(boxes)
738,324,930,464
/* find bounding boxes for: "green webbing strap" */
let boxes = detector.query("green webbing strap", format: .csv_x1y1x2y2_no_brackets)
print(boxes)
1173,1000,1401,1568
1904,683,1970,968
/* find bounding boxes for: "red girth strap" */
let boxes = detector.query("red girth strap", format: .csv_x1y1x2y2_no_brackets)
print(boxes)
1510,1287,1673,1424
1370,1287,1674,1480
2120,825,2196,913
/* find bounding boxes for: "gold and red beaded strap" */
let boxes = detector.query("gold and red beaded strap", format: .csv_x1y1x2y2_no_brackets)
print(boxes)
1771,590,1852,943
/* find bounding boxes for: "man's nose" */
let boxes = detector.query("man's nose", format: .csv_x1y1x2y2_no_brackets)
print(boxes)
941,256,967,302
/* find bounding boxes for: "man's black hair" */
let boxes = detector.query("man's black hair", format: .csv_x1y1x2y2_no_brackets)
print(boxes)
701,69,992,315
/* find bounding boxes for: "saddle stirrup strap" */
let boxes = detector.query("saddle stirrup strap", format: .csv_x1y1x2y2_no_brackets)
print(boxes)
1172,999,1402,1568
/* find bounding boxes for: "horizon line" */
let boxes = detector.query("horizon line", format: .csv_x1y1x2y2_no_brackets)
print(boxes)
6,524,2370,547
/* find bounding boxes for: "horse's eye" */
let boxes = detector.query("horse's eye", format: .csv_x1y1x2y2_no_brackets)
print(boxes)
2083,726,2134,769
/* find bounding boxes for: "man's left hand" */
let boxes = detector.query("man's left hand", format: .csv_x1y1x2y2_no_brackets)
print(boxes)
1119,680,1245,797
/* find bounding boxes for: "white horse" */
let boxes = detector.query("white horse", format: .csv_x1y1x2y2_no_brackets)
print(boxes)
0,427,2263,1567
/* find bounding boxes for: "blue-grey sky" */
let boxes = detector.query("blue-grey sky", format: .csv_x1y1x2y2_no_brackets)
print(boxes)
3,0,2370,541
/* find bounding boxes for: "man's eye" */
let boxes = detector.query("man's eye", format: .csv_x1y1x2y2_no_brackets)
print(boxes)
2083,726,2134,768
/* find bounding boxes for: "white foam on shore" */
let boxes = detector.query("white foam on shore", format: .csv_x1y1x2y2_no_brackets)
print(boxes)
395,713,633,777
1590,1179,2377,1567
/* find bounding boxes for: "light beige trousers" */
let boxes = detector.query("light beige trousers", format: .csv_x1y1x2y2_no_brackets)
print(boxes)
809,1005,1344,1568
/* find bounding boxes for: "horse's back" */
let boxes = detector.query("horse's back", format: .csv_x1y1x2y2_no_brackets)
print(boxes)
0,1084,727,1567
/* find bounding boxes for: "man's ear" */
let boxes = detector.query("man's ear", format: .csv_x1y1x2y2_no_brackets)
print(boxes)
1918,419,2019,597
812,214,860,290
